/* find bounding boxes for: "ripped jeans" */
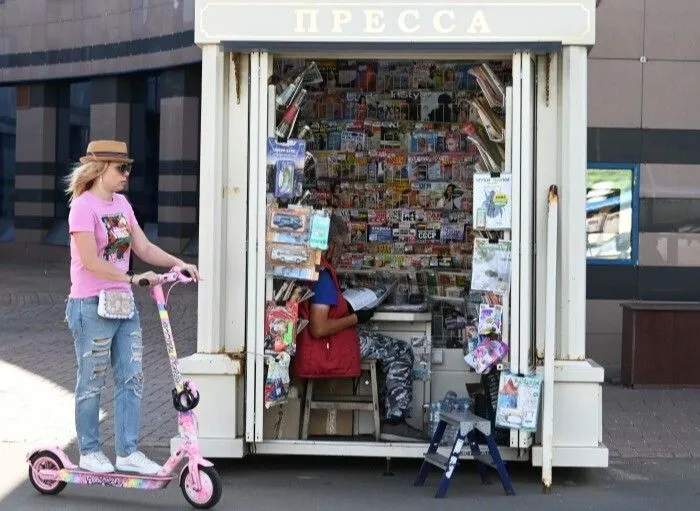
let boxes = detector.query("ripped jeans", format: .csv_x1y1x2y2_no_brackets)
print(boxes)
65,297,143,457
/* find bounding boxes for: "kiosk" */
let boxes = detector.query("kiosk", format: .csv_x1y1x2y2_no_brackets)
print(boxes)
178,0,608,485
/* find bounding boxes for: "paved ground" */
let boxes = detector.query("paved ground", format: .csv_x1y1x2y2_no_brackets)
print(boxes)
1,260,700,460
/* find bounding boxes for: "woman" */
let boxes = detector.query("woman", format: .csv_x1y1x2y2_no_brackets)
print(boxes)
64,140,201,475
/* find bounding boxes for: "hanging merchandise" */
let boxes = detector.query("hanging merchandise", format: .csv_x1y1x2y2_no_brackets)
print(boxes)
477,304,503,335
264,300,299,354
473,173,512,230
275,61,323,110
495,372,542,432
267,138,306,199
464,338,509,374
470,238,512,295
275,89,308,139
308,209,331,250
264,352,292,408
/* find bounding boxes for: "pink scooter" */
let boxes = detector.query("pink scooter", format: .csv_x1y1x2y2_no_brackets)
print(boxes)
27,268,222,509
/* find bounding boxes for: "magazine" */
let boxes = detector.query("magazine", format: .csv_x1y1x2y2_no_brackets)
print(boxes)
473,173,512,230
470,238,512,294
342,281,397,310
495,372,542,432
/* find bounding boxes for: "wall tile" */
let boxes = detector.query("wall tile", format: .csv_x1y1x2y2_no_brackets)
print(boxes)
586,299,624,334
589,0,645,60
588,58,642,128
642,61,700,130
644,0,700,61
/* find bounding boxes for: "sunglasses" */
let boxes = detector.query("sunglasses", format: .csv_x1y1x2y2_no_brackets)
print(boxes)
117,163,132,175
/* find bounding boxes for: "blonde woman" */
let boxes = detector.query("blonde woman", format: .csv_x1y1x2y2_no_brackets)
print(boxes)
64,140,201,475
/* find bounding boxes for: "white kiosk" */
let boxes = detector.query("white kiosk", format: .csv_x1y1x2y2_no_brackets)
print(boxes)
180,0,608,488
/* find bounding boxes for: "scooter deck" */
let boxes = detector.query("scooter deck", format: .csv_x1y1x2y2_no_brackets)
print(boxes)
37,468,175,489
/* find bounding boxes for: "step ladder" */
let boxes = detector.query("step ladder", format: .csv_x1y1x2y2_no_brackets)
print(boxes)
413,411,516,498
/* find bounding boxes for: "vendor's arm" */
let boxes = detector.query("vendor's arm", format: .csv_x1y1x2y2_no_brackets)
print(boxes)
308,270,358,338
309,304,358,338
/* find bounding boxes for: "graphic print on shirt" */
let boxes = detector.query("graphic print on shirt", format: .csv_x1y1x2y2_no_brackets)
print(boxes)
100,213,131,262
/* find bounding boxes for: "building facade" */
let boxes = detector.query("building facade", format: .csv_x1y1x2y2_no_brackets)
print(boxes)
0,0,698,379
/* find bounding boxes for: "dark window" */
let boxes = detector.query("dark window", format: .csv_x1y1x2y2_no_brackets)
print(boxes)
129,73,161,227
0,86,16,241
55,81,91,220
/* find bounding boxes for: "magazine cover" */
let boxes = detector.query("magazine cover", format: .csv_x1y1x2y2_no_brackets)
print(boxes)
495,372,542,432
407,154,441,182
420,91,455,123
357,61,378,92
340,131,366,152
473,173,512,230
470,238,512,294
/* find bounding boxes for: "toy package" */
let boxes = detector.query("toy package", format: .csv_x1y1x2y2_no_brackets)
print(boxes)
267,138,306,199
264,352,292,408
267,206,311,234
265,300,299,354
464,338,509,374
267,243,311,266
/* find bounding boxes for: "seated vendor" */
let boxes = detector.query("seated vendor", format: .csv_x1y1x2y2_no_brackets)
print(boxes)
302,213,423,442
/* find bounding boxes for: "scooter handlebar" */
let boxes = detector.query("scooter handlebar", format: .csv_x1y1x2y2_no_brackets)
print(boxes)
136,268,194,287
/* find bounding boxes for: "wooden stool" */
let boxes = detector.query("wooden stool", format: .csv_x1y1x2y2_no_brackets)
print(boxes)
301,360,381,441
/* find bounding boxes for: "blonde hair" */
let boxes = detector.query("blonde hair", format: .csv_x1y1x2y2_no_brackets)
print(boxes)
64,161,109,205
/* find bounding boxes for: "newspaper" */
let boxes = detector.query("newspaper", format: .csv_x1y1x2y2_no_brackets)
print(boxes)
343,281,397,311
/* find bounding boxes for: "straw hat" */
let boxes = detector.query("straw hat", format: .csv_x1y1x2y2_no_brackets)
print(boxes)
80,140,134,164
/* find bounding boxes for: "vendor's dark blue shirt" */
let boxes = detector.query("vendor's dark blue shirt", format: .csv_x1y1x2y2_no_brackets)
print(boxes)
311,270,337,306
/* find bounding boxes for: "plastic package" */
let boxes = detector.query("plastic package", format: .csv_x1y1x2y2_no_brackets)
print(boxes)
309,210,331,250
268,206,311,233
267,243,311,266
264,352,291,408
464,338,509,374
264,300,298,353
428,391,473,445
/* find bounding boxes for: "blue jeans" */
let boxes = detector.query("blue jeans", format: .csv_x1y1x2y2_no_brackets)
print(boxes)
65,297,143,457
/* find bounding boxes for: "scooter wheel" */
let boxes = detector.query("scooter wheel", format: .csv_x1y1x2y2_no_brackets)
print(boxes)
28,451,67,495
180,465,222,509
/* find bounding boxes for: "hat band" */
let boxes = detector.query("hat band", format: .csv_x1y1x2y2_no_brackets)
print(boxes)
87,151,129,159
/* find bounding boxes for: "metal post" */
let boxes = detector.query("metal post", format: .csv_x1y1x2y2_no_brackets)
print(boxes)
542,186,558,492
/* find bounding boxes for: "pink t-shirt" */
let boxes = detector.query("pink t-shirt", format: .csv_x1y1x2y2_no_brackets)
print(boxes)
68,191,138,298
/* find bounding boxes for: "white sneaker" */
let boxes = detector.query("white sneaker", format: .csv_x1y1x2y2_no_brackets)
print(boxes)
79,451,115,473
115,451,161,475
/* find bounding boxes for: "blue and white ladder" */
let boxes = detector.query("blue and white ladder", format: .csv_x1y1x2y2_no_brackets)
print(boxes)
413,411,516,498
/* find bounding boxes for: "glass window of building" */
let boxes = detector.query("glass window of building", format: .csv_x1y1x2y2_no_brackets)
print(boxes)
129,73,161,231
586,164,639,264
0,86,16,242
55,81,92,220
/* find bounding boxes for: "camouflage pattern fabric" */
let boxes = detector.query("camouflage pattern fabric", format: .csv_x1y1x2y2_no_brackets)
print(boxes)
358,327,414,420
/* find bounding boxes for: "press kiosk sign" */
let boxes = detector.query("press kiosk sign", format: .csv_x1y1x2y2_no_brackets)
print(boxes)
186,0,607,490
196,1,595,45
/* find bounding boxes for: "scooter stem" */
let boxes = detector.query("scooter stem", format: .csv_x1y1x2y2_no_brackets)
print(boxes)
152,284,184,391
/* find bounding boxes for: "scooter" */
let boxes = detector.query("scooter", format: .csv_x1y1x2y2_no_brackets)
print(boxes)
27,267,222,509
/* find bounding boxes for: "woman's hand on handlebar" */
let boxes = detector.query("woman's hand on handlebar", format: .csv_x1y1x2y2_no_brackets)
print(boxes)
132,270,160,287
178,262,202,283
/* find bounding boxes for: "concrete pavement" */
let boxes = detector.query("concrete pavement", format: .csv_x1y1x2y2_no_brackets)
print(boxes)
1,260,700,458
